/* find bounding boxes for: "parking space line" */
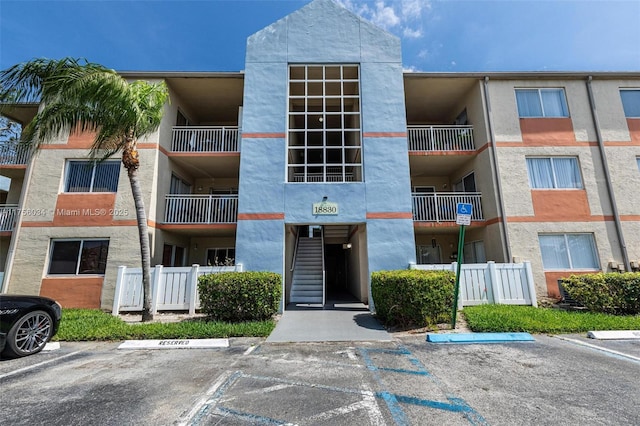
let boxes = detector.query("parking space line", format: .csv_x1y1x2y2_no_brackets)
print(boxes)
213,407,294,425
0,350,83,381
553,336,640,364
359,345,488,425
179,370,241,426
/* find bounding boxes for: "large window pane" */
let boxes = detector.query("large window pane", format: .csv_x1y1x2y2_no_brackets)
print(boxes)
552,158,582,188
539,235,570,269
78,240,109,274
527,157,582,189
65,161,93,192
48,239,109,275
65,161,120,193
516,89,542,117
526,158,554,188
287,65,362,183
567,234,598,269
539,234,599,270
541,89,569,117
516,88,568,118
48,241,82,274
620,90,640,117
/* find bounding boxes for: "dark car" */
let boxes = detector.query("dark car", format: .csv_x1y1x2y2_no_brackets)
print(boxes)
0,295,62,358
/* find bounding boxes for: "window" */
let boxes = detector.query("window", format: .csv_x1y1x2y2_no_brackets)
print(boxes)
416,245,441,264
454,172,476,192
65,160,120,192
162,244,185,267
170,174,191,194
637,157,640,171
526,157,582,189
515,88,569,117
287,65,362,183
620,90,640,117
48,239,109,275
464,241,486,264
538,234,599,270
206,248,235,266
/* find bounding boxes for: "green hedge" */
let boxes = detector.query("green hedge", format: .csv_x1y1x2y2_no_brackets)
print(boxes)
371,270,455,328
560,273,640,315
198,271,282,322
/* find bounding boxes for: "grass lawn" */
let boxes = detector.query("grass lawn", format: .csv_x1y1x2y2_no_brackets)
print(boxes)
54,309,276,341
463,304,640,334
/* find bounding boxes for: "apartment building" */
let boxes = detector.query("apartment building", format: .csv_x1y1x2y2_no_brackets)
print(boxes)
1,0,639,310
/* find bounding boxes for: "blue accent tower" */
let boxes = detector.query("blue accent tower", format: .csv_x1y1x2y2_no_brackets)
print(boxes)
236,0,416,310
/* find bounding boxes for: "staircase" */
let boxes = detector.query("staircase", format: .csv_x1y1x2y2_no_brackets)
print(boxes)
290,237,324,304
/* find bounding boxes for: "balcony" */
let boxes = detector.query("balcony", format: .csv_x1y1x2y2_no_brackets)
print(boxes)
0,205,19,231
164,195,238,224
412,193,483,222
171,126,239,153
0,142,30,166
407,125,474,152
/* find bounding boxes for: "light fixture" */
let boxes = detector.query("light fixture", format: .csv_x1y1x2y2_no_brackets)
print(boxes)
322,196,328,201
342,243,352,249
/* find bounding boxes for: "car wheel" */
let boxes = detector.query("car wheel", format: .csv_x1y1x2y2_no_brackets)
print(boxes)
2,310,53,358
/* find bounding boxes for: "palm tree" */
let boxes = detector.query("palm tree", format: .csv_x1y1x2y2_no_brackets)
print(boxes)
0,58,168,321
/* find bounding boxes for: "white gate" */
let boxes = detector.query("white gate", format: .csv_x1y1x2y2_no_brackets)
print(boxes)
410,261,537,307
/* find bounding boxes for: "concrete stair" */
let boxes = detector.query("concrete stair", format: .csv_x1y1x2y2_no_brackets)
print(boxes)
290,237,324,304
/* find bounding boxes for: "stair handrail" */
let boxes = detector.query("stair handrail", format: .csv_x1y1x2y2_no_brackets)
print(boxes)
290,227,300,272
321,226,326,306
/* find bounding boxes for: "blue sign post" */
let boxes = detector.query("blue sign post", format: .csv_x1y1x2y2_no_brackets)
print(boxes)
452,203,473,328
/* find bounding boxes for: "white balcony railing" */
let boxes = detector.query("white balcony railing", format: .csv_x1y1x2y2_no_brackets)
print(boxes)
0,142,30,165
171,126,239,152
0,205,19,231
164,194,238,224
412,192,483,222
407,125,474,151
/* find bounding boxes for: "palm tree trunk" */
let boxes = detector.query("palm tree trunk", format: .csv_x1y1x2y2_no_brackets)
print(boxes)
126,166,153,322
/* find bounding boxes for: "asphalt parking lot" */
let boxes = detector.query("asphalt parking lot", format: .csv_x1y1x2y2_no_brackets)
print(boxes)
1,334,639,425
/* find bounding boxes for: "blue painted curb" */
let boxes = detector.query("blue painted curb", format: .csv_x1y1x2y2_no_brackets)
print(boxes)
426,332,535,343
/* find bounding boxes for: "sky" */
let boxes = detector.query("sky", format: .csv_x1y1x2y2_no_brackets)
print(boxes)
1,0,639,73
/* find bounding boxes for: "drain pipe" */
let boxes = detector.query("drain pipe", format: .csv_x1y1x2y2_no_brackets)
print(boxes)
586,76,631,271
483,77,512,262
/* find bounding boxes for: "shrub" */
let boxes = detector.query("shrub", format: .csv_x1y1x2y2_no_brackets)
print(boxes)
198,272,282,322
560,273,640,315
371,270,455,328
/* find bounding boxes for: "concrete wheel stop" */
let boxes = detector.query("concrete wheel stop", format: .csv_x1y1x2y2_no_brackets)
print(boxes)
426,332,535,343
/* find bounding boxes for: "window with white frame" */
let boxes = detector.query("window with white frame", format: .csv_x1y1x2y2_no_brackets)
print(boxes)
526,157,582,189
620,89,640,117
48,239,109,275
65,160,120,192
206,248,235,266
538,233,599,270
515,88,569,118
287,65,362,183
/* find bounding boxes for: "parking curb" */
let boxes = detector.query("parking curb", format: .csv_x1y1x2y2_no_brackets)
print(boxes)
426,332,535,343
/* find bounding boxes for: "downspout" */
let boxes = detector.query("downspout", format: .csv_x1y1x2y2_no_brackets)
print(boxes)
586,76,631,271
483,77,512,262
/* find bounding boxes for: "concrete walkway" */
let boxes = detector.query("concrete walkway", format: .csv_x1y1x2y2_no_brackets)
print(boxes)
266,300,392,343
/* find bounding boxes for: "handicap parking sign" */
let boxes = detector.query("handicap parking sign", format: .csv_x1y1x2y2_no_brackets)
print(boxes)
456,203,473,225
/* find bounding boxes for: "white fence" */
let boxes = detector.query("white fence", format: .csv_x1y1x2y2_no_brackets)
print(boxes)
412,193,483,222
411,261,537,307
164,194,238,224
112,264,243,315
171,126,239,152
407,125,475,151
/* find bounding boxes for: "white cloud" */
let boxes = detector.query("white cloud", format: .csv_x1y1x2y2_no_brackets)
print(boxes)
403,27,422,39
337,0,432,38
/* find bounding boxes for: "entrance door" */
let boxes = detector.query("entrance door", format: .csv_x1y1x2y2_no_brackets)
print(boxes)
324,244,347,300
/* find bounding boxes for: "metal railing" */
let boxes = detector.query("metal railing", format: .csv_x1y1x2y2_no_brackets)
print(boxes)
412,192,483,222
0,142,31,165
407,125,475,151
0,205,19,231
171,126,239,152
164,194,238,224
